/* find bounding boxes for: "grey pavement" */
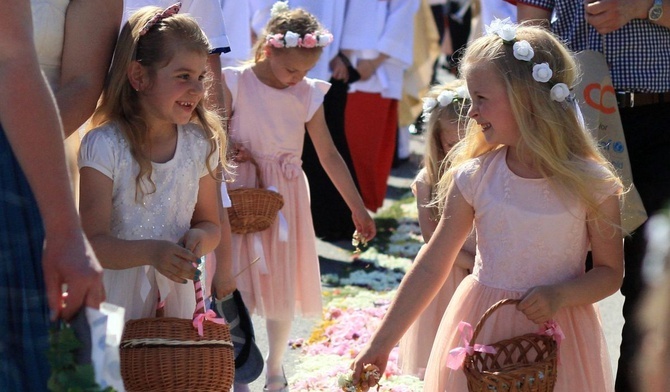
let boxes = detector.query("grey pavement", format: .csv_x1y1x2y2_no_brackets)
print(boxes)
244,133,625,391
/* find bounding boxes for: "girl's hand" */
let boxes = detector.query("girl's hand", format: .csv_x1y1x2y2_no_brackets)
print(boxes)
231,142,251,163
352,208,376,242
150,240,199,284
179,228,207,258
518,285,562,324
350,344,388,391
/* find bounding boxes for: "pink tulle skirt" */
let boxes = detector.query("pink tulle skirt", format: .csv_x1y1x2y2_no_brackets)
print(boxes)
424,276,614,392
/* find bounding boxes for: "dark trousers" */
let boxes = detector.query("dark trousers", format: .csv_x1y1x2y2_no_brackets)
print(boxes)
615,101,670,392
302,79,357,241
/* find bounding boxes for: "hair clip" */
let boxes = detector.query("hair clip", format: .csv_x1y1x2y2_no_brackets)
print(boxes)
139,2,182,36
270,1,290,18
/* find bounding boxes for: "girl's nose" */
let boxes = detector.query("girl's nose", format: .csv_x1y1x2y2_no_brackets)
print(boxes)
191,81,205,94
467,104,477,119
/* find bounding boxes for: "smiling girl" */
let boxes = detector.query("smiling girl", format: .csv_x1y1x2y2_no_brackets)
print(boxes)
78,4,229,322
220,2,375,391
352,21,623,391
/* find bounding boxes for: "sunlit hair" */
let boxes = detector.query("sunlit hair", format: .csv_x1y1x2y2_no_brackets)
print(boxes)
434,24,622,224
423,80,469,191
88,6,228,200
251,7,324,62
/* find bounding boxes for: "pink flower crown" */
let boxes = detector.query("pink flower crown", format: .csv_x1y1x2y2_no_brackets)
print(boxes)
266,30,333,49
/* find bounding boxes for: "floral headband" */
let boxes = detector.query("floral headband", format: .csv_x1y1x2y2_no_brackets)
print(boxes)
422,86,471,120
139,2,181,36
267,1,333,48
266,31,333,49
485,18,571,103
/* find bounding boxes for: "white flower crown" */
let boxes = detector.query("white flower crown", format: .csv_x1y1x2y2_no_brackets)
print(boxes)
486,18,571,103
266,30,333,48
422,86,471,120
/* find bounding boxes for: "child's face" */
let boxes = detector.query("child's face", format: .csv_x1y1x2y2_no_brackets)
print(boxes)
438,116,460,156
466,62,520,147
267,47,320,88
139,49,208,129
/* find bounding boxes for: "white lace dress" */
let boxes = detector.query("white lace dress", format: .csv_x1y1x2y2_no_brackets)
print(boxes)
78,122,218,321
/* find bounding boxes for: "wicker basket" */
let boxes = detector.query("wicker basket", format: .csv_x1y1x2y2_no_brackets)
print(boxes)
228,157,284,234
463,299,558,392
120,281,234,391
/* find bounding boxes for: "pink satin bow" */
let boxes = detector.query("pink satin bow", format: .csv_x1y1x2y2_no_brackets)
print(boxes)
540,320,565,364
446,321,497,370
540,320,565,346
139,2,182,36
192,309,226,337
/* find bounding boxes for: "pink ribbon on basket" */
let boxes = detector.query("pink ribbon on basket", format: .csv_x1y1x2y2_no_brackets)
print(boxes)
539,320,565,364
192,309,226,337
446,321,498,370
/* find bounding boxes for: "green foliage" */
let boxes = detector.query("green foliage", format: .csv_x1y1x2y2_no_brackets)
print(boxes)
47,323,115,392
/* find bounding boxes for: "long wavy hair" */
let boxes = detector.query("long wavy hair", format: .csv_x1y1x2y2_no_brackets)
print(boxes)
434,24,622,225
88,6,227,200
423,79,470,193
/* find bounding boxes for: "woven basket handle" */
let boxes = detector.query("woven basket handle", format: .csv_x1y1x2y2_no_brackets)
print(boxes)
246,156,265,189
470,299,520,345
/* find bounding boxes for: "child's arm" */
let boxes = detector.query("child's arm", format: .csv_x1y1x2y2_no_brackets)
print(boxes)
414,178,439,242
306,106,376,240
181,173,222,257
352,180,474,380
518,194,624,324
416,177,475,271
79,167,199,284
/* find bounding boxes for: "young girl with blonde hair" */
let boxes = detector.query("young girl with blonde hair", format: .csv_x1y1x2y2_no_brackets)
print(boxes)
221,2,376,391
352,21,623,391
397,79,475,379
79,4,230,321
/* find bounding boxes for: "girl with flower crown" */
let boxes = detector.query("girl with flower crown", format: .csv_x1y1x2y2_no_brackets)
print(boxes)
351,21,623,391
220,2,376,391
397,79,476,379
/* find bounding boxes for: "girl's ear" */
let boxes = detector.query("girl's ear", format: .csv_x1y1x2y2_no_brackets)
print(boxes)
127,61,146,92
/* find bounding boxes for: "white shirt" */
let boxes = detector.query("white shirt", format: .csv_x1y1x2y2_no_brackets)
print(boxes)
123,0,230,53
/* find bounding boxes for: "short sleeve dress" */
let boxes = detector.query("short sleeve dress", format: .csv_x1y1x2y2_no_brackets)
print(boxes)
424,147,620,391
223,65,330,320
79,122,218,321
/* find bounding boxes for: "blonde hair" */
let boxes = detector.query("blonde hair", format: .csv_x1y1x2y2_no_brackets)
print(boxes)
251,7,324,62
435,24,622,222
88,6,228,200
423,80,469,190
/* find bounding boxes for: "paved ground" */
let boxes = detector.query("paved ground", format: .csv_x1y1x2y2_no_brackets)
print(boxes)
244,134,625,391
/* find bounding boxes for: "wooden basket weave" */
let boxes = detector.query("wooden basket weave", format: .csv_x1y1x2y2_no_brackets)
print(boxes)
228,157,284,234
120,280,234,391
464,299,558,392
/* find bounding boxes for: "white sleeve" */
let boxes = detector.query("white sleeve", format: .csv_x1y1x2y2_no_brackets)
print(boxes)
182,0,231,53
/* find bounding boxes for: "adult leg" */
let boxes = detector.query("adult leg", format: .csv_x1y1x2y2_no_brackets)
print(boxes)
302,79,357,241
0,129,50,392
345,92,398,212
616,102,670,392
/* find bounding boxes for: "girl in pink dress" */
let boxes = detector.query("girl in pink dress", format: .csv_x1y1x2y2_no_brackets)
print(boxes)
220,3,376,391
397,80,475,379
352,21,623,391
